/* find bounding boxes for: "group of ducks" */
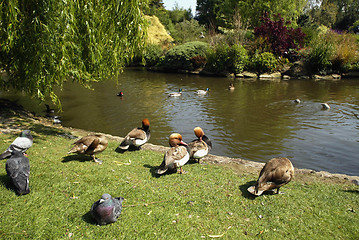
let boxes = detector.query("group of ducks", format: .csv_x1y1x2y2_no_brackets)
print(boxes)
1,118,295,225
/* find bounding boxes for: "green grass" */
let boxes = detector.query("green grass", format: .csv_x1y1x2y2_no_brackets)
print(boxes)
0,123,358,239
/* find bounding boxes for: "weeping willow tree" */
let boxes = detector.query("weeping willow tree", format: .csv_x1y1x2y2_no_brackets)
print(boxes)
0,0,148,107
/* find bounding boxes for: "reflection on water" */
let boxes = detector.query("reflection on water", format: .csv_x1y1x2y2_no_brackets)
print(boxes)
1,68,359,176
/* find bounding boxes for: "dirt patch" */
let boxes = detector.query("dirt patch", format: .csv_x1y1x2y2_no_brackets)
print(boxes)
1,99,358,185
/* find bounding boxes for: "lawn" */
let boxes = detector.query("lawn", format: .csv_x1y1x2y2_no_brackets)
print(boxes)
0,107,358,239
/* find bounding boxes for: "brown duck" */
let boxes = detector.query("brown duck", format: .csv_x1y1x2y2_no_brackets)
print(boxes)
68,134,108,164
156,133,190,175
247,157,294,196
188,127,212,163
118,119,150,150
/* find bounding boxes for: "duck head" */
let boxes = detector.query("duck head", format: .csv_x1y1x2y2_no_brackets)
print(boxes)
194,127,205,141
142,118,150,130
169,133,187,147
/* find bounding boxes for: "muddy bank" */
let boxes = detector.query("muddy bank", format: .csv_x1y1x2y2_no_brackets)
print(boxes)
1,99,358,185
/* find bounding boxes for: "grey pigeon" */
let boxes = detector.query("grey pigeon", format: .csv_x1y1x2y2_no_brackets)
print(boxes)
6,150,30,195
0,130,33,159
91,193,124,225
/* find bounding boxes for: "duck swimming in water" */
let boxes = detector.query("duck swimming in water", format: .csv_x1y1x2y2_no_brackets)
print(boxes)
195,88,209,95
168,89,183,97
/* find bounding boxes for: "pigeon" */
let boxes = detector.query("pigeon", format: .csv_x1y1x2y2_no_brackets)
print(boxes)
118,119,150,150
6,150,30,195
247,157,294,196
0,130,33,159
91,193,124,225
68,134,108,164
156,133,190,175
188,127,212,164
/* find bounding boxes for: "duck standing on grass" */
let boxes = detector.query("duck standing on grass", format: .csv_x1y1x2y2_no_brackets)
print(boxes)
247,157,294,196
68,134,108,164
118,118,150,150
156,133,190,175
6,150,30,195
0,130,33,159
188,127,212,164
91,193,124,225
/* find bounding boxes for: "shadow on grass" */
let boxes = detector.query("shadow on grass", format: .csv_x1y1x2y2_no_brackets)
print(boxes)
115,146,141,154
143,164,161,178
62,155,92,163
0,174,13,192
239,180,258,200
343,189,359,194
82,211,98,225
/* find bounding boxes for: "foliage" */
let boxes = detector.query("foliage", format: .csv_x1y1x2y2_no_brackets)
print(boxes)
1,110,359,239
249,52,278,74
0,0,148,107
143,44,164,67
305,30,359,73
254,13,306,57
306,36,335,74
327,31,359,72
204,43,248,74
144,15,174,47
159,41,209,71
170,19,207,44
235,0,307,28
306,0,359,30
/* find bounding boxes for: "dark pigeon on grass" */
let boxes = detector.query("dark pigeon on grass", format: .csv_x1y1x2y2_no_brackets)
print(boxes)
6,150,30,195
91,193,124,225
0,130,33,159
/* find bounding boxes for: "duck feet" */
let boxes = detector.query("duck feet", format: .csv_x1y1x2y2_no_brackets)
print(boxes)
94,158,103,164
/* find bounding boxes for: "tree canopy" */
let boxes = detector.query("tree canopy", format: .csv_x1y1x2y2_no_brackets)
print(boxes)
0,0,148,106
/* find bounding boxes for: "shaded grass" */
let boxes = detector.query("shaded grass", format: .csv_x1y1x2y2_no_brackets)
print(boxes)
0,125,358,239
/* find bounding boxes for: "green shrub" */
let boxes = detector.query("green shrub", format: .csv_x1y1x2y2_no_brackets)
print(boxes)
160,41,209,71
306,39,334,73
306,31,359,73
250,52,278,74
204,43,248,74
143,44,163,67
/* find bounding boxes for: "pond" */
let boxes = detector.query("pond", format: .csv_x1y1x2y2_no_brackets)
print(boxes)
1,68,359,176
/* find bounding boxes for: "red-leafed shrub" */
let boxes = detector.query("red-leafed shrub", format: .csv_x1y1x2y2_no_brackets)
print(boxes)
254,13,306,58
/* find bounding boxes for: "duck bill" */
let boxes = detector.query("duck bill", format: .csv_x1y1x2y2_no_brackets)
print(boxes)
180,141,188,146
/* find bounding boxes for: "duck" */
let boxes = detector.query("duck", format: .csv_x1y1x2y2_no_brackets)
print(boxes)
294,99,301,104
118,119,150,150
188,127,212,163
45,104,55,113
0,130,33,159
228,83,235,91
68,134,108,164
195,88,209,95
168,89,183,97
156,133,190,175
117,92,124,97
321,103,330,109
247,157,294,196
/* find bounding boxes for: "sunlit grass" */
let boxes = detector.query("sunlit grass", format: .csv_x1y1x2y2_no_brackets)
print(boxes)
0,123,358,239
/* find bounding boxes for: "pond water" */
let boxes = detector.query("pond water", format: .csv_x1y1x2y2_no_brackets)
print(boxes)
1,68,359,176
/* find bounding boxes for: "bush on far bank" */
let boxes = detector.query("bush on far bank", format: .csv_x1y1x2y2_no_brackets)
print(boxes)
158,41,209,71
